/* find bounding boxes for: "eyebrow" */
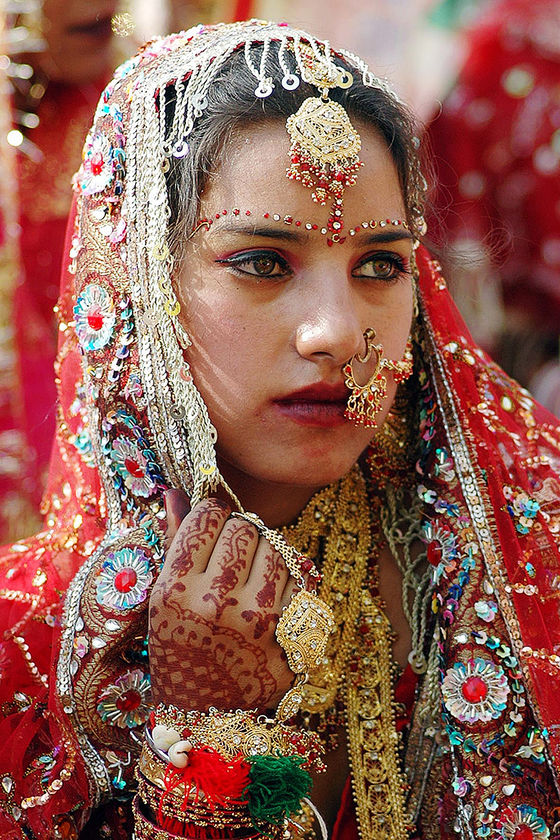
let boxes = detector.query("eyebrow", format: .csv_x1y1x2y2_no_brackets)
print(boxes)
208,223,414,245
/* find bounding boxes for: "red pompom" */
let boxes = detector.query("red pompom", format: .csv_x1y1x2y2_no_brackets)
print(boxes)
159,747,250,823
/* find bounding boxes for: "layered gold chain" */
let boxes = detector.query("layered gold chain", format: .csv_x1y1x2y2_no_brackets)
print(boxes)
281,464,411,839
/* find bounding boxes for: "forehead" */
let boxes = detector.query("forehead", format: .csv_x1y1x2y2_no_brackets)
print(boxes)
200,120,406,220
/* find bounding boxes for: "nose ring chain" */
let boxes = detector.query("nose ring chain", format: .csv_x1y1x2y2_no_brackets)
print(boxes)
343,328,413,428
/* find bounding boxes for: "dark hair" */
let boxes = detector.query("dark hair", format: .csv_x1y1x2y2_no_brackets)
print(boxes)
165,43,429,261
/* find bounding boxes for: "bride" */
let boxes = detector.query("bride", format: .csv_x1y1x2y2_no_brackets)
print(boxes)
0,19,558,840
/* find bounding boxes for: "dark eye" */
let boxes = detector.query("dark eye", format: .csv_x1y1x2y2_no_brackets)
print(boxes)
216,250,291,279
354,253,409,281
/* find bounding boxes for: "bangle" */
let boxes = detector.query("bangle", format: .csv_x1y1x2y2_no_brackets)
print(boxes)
134,706,324,839
152,705,324,771
136,771,257,831
132,795,264,839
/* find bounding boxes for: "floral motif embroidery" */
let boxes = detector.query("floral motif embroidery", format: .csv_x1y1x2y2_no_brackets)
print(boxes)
96,547,153,610
442,657,510,724
503,486,540,535
495,804,550,840
74,283,117,352
81,133,114,195
474,600,498,622
96,669,151,729
422,521,458,584
110,436,158,497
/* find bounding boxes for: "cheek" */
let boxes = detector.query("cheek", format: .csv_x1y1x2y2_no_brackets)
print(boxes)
181,293,267,414
366,289,414,355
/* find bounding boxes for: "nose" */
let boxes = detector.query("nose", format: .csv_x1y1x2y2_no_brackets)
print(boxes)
294,276,365,367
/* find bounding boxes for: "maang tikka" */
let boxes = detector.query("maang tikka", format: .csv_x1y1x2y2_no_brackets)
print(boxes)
286,45,362,246
343,329,414,428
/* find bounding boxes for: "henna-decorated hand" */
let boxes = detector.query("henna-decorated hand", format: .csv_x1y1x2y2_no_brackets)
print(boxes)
148,491,298,712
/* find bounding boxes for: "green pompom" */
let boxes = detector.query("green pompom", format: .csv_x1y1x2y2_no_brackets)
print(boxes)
245,754,313,827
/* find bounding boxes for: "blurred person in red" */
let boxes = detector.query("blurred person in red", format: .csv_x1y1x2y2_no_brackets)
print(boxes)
428,0,560,414
0,1,119,540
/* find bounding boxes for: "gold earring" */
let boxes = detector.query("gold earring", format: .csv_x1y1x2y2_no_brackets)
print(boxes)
343,329,413,428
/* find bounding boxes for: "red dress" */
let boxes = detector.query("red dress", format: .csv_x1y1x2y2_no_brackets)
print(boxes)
0,78,105,542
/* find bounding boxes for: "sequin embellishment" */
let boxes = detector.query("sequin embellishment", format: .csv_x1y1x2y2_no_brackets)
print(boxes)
110,436,158,498
496,804,550,840
96,669,151,729
81,133,115,195
96,547,153,610
74,283,117,352
442,657,510,724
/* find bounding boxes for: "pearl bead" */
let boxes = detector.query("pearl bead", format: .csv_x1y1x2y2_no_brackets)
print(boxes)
168,740,193,768
152,724,182,752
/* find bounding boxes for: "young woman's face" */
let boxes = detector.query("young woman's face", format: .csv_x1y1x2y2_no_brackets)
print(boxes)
176,121,414,496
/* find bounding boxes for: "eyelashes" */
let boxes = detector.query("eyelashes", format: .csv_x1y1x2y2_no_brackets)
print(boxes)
352,253,411,281
215,250,291,279
215,249,411,283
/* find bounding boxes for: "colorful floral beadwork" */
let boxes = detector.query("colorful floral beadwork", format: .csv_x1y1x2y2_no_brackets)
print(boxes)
442,658,510,724
74,283,117,352
422,521,459,584
474,600,498,623
96,669,151,729
81,133,115,195
503,486,541,535
96,548,153,611
110,436,158,498
495,804,550,840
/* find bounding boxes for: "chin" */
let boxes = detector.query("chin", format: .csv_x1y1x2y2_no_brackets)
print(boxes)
254,454,365,489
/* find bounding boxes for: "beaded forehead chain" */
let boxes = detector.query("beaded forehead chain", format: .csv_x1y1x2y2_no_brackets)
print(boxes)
285,43,362,245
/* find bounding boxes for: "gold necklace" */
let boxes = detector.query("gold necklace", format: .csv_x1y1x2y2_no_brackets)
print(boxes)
281,465,412,839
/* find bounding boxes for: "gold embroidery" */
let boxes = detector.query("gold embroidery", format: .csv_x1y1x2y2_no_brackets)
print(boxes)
282,465,411,838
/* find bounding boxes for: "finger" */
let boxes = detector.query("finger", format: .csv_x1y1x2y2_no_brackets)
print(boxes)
164,488,191,550
205,517,260,587
162,497,231,577
279,576,301,611
244,538,290,611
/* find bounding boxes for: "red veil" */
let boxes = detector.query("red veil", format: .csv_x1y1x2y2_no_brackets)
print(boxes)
0,24,559,840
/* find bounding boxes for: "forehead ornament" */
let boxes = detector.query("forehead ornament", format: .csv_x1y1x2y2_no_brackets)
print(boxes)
192,208,409,242
286,46,362,246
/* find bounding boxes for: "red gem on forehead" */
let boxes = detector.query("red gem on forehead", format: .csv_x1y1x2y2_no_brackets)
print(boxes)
115,689,141,712
461,675,488,703
114,568,138,593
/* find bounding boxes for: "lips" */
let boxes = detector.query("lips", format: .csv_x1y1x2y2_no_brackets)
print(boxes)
273,383,350,427
278,383,350,402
